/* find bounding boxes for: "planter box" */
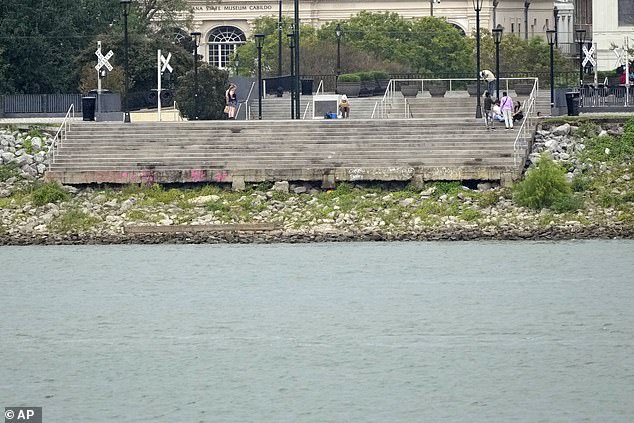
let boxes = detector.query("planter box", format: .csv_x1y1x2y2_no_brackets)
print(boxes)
375,79,389,95
514,83,534,96
336,82,361,97
359,80,377,97
400,84,419,97
467,83,486,97
427,85,447,98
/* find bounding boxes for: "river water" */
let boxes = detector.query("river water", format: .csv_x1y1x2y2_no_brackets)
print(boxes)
1,241,633,422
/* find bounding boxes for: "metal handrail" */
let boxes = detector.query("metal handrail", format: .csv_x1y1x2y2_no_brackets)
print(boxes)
302,80,324,119
371,77,539,120
238,81,256,120
302,101,311,120
315,79,324,95
48,104,75,170
513,78,539,168
371,101,379,119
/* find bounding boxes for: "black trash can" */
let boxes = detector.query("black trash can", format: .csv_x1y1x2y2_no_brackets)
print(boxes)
301,79,314,95
82,96,96,121
565,92,581,116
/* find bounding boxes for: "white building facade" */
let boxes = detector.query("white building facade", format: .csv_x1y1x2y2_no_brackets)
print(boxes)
592,0,634,71
189,0,559,69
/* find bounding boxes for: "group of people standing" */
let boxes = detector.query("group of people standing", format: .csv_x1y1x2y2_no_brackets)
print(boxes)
481,70,523,131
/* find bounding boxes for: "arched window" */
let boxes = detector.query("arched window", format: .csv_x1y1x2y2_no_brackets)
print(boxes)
208,26,246,69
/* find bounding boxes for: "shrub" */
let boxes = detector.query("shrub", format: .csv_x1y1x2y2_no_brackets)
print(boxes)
571,174,592,192
337,73,360,83
478,190,500,207
513,153,573,209
31,182,69,206
551,193,584,212
51,209,99,233
432,181,462,196
371,71,389,80
174,64,229,120
356,72,374,81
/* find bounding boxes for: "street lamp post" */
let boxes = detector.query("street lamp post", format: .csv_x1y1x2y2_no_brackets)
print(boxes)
473,0,483,119
190,31,201,120
293,0,300,119
575,29,586,86
553,6,559,47
547,29,556,111
492,27,503,100
524,1,531,40
235,52,240,76
121,0,131,123
288,32,295,119
255,33,265,120
335,24,342,79
278,0,282,77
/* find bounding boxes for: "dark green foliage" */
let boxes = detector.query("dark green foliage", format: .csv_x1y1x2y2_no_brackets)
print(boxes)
513,153,576,210
371,71,390,80
432,181,462,196
571,175,592,192
0,0,191,94
551,193,584,213
0,163,19,181
175,65,229,120
356,72,374,81
31,182,70,206
338,73,361,82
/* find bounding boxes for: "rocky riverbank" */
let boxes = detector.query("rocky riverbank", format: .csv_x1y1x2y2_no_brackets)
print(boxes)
1,119,633,245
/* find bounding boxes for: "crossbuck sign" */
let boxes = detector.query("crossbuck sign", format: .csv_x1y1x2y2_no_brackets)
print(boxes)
95,41,114,72
582,44,596,68
160,52,173,74
613,46,626,68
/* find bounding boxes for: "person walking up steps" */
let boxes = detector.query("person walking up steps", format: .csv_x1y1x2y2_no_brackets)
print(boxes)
483,91,495,130
481,69,496,97
500,91,514,130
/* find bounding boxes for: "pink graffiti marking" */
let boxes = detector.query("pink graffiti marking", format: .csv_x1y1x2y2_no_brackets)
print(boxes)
191,169,206,182
213,171,229,182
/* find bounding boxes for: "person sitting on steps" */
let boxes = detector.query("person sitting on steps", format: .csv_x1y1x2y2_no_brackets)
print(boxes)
339,95,350,119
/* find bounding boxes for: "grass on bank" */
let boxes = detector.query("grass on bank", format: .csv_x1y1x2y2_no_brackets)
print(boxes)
49,209,100,233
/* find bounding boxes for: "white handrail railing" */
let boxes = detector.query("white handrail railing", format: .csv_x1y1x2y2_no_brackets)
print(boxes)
371,77,539,120
48,104,75,170
315,79,324,95
238,81,256,120
513,78,539,168
302,80,324,119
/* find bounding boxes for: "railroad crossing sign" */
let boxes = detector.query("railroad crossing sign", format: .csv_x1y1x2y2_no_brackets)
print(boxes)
160,52,173,74
95,41,114,72
613,46,626,68
582,44,596,68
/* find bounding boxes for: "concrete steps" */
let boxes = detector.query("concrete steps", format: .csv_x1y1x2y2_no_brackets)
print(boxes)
47,100,535,185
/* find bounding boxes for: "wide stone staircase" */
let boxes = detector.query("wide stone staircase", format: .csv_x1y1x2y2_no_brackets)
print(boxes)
47,115,528,186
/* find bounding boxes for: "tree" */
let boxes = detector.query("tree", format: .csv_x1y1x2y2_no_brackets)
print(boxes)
175,64,228,120
318,13,473,75
479,31,575,77
233,16,316,77
0,0,193,94
0,0,121,93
